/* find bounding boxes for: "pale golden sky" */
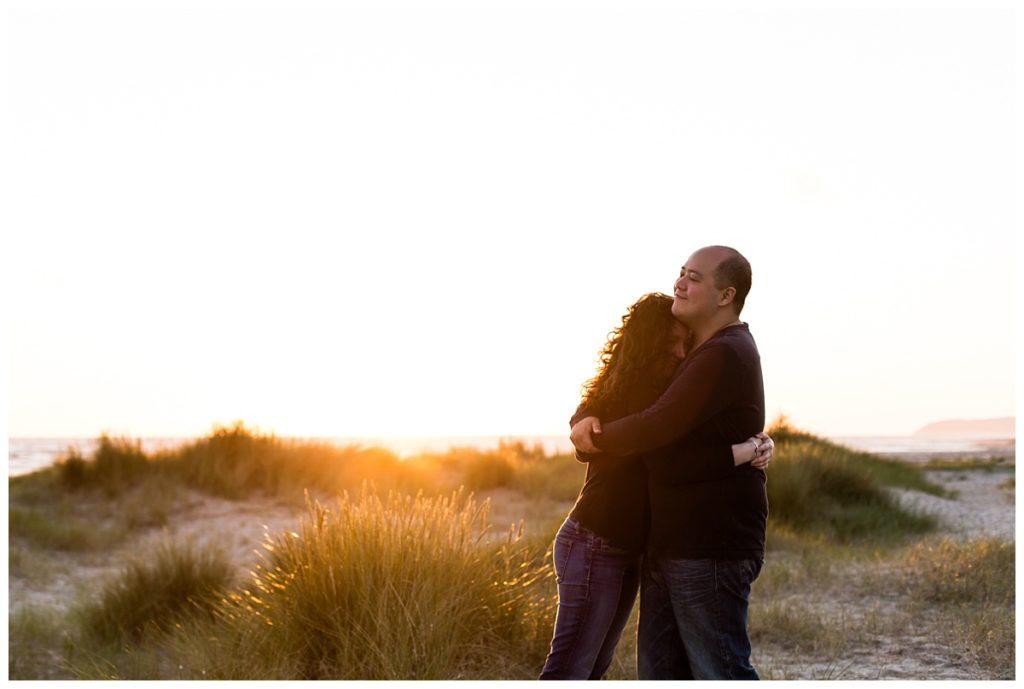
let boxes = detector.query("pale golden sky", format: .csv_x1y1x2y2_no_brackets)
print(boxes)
5,1,1018,438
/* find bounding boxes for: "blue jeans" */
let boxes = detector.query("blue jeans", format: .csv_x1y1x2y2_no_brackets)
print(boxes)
637,556,762,680
539,517,642,680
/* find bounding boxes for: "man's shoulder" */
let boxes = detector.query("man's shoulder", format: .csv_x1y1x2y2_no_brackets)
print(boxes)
712,324,759,355
683,325,760,379
694,325,757,358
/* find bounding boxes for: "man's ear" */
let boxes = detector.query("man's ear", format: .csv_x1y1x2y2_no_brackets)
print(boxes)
718,286,736,307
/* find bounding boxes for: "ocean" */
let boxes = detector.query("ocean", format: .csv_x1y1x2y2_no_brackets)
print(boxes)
6,434,1016,478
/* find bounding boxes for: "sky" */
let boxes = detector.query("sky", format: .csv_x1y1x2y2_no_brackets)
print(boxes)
4,1,1019,440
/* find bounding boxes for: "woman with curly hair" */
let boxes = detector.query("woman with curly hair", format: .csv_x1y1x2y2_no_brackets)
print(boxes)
538,292,772,680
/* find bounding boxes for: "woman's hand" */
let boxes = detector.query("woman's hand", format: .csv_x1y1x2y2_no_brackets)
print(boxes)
750,432,774,470
732,432,775,468
570,416,603,453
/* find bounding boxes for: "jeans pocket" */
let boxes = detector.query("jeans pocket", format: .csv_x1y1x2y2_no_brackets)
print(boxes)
553,536,575,584
739,558,763,584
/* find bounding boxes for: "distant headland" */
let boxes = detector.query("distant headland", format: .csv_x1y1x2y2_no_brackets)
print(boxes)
913,417,1015,439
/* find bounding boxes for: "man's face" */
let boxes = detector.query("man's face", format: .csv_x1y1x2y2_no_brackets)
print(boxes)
671,247,726,327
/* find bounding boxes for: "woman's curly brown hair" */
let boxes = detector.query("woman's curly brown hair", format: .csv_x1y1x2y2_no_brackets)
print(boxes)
580,292,689,421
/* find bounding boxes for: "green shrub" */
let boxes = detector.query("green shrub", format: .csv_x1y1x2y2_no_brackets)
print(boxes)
167,423,291,498
53,436,149,495
767,438,937,542
77,539,234,644
768,416,949,497
93,436,149,490
57,449,90,489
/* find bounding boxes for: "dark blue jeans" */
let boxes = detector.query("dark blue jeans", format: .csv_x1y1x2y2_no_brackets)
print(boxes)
637,556,762,680
539,517,642,680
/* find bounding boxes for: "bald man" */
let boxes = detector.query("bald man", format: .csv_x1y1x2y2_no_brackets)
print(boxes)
571,246,767,680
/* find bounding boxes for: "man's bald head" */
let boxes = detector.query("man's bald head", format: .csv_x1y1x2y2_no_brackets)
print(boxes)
697,245,752,315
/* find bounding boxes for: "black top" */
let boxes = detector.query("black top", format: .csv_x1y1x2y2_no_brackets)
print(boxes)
592,323,767,559
567,382,740,555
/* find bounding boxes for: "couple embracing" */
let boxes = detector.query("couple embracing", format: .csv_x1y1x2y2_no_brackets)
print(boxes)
540,245,771,681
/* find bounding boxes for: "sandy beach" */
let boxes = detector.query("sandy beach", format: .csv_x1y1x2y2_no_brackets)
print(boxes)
9,488,303,617
892,468,1014,541
755,466,1014,680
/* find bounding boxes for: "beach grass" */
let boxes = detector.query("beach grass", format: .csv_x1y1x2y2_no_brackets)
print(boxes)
68,488,557,680
9,506,91,551
763,422,942,543
74,538,235,645
903,537,1014,606
203,488,554,680
8,505,124,551
8,605,69,680
901,537,1015,678
8,421,1013,680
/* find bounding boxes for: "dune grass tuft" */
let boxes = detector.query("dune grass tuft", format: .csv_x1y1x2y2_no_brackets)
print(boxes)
75,539,235,645
769,417,950,496
765,420,941,543
57,436,150,495
170,488,556,680
901,537,1015,678
903,537,1014,606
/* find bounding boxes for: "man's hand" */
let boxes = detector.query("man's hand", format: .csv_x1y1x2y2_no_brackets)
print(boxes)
570,416,603,453
750,431,774,470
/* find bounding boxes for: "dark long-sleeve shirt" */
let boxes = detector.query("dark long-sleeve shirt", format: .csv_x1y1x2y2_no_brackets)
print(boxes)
568,404,735,553
592,322,767,559
569,386,745,552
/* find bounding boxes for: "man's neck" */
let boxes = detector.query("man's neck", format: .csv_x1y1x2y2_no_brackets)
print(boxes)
691,312,743,350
